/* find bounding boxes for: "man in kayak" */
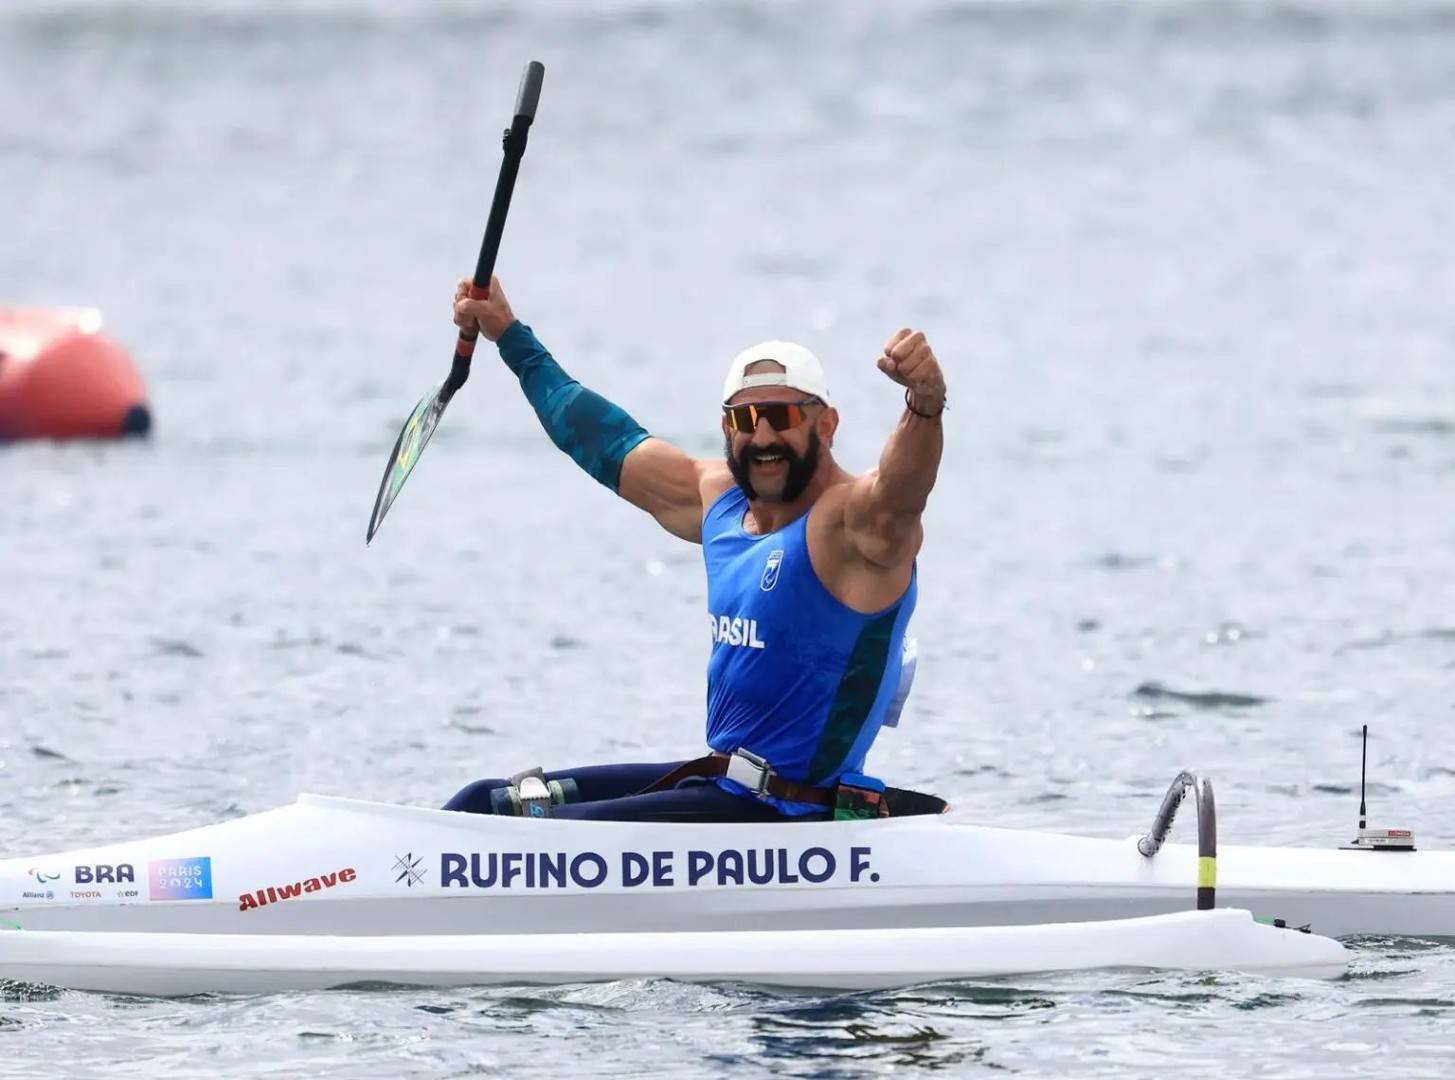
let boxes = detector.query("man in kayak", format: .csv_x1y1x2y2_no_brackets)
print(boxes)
442,276,945,822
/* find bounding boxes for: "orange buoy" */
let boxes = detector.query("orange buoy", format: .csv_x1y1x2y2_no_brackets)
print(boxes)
0,307,151,442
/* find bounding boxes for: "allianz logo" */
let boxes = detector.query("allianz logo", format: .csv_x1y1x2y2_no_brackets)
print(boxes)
708,614,766,649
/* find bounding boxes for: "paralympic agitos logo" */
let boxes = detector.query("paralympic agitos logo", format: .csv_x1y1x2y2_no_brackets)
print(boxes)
239,867,357,911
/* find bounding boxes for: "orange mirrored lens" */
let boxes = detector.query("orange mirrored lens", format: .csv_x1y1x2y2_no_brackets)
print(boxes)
724,402,811,434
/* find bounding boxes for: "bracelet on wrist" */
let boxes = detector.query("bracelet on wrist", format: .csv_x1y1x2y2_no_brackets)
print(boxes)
904,387,947,420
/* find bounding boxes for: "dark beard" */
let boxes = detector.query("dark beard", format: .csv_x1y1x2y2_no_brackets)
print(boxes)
725,429,821,504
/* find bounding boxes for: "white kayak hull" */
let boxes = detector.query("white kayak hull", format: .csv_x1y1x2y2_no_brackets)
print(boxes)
0,909,1347,996
2,792,1450,940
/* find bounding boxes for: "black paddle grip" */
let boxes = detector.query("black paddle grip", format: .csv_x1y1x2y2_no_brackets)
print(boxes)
515,60,544,122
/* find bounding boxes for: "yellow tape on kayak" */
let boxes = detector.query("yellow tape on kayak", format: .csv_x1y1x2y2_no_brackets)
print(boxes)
1198,855,1217,889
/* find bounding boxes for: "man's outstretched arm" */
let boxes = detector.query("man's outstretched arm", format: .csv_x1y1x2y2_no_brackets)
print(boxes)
456,277,712,542
493,319,650,491
841,329,947,570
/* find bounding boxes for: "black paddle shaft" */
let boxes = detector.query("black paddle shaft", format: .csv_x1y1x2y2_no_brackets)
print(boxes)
362,59,545,546
442,60,545,402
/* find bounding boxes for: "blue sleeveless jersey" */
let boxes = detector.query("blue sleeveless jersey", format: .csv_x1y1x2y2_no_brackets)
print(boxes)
702,486,917,815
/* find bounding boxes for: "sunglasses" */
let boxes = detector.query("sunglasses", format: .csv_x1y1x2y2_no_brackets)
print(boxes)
722,399,820,434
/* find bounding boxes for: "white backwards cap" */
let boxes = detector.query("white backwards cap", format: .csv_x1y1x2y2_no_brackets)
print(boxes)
721,340,831,406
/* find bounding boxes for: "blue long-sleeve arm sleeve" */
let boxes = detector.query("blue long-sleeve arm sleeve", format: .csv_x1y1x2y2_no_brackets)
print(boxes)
496,320,650,493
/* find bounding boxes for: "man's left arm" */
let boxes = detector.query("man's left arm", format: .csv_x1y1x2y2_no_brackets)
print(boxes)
842,329,947,569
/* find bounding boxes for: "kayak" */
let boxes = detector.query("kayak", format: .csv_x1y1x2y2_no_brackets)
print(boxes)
7,765,1439,994
0,307,150,442
0,910,1348,997
1,777,1447,943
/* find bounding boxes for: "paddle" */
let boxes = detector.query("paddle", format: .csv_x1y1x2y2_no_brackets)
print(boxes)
365,59,546,545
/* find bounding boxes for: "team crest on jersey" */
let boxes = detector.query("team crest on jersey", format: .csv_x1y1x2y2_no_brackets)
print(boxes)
760,549,785,591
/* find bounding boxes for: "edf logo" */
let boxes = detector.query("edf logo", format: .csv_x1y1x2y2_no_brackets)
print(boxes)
75,864,135,884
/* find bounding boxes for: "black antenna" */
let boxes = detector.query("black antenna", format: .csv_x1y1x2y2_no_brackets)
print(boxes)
1358,724,1368,831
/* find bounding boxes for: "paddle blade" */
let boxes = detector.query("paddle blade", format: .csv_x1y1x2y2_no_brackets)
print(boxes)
366,382,451,544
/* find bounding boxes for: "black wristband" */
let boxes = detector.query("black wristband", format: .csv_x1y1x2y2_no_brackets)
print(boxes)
904,387,947,420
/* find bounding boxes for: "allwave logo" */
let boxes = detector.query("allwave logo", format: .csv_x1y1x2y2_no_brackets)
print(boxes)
239,867,356,912
708,614,767,649
760,549,784,591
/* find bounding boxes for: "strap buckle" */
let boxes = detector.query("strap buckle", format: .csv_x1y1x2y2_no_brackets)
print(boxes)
517,775,554,818
725,748,774,799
